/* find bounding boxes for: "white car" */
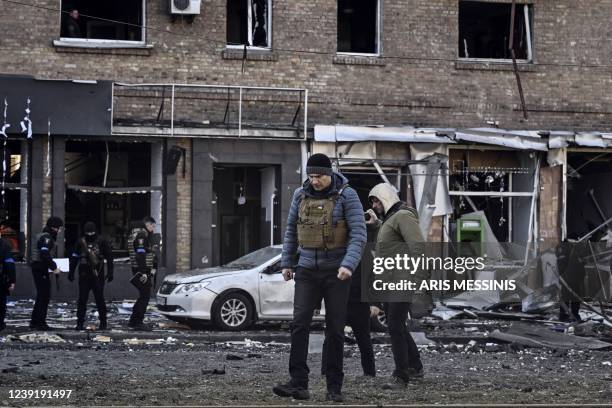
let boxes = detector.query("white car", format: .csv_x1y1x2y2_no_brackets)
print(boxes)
156,245,314,330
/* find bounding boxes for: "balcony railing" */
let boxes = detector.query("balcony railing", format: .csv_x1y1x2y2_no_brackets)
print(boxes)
111,82,308,140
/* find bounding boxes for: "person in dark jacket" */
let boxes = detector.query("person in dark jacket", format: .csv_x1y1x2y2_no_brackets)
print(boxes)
30,216,63,330
0,238,16,331
69,222,114,331
272,153,367,403
128,216,159,329
367,183,426,389
62,9,82,38
321,262,377,377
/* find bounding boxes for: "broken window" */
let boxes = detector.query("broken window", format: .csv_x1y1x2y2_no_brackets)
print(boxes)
459,1,532,60
227,0,271,48
448,149,536,244
64,141,162,257
566,152,612,240
337,0,380,54
60,0,144,42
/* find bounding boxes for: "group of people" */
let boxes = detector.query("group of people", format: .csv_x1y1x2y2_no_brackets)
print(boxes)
273,153,426,402
0,216,160,332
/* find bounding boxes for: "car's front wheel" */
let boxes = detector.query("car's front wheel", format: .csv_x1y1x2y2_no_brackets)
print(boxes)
212,292,254,331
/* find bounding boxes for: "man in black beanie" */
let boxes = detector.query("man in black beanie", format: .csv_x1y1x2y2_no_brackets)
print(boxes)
30,216,63,330
273,153,366,402
69,222,114,330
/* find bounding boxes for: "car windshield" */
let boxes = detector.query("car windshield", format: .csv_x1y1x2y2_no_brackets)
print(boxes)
224,247,282,269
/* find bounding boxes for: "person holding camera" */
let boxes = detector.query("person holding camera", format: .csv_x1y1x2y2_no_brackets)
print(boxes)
69,222,114,331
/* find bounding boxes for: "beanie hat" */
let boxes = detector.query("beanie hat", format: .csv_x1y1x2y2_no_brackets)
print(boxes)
46,216,64,229
84,222,97,235
306,153,333,176
143,216,156,225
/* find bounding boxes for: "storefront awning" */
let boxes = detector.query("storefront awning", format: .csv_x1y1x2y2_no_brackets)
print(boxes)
0,74,112,136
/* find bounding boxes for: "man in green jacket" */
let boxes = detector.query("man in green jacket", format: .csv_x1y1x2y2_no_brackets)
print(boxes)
366,182,426,389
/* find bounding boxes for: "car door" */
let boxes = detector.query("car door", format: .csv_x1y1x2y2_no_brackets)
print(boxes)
258,260,295,317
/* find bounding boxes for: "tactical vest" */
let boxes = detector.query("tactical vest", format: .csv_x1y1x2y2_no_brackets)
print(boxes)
80,238,103,268
129,228,155,270
31,232,56,263
296,186,348,250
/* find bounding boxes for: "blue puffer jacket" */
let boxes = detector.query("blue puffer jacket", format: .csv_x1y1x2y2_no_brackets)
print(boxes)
281,172,367,272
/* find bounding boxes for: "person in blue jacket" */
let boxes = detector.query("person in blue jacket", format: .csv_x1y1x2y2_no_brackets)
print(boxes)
272,153,366,403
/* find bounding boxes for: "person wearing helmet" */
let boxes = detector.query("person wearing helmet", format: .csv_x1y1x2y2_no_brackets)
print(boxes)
69,221,114,331
366,183,426,389
29,216,63,330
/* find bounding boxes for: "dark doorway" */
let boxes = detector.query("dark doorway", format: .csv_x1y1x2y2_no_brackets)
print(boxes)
213,164,279,265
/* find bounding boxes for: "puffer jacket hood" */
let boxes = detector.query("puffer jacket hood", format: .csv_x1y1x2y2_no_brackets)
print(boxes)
368,183,400,215
302,171,349,197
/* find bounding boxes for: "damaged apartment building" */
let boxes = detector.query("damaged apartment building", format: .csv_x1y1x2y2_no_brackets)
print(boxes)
0,0,611,301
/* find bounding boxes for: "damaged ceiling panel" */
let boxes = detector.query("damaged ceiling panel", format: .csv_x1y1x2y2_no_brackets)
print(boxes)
314,125,455,143
574,132,611,148
454,128,548,151
315,125,612,153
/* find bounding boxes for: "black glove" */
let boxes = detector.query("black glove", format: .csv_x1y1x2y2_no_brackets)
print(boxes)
107,272,114,283
68,272,75,282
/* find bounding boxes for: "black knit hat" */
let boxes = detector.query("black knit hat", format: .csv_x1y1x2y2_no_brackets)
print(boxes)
83,221,97,234
306,153,333,176
46,216,64,229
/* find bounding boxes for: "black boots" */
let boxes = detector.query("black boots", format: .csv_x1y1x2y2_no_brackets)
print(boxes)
272,380,310,400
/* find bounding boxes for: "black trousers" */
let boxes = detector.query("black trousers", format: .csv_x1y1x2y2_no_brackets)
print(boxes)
77,270,107,325
0,287,7,329
321,301,376,376
129,273,152,325
386,302,423,381
289,267,351,391
30,264,51,327
559,301,581,322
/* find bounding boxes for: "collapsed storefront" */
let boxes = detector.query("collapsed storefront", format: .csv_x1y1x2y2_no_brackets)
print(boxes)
312,125,611,316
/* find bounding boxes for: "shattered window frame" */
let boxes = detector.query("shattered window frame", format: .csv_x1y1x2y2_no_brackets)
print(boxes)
226,0,273,50
58,0,146,46
446,146,537,244
337,0,381,56
458,1,533,63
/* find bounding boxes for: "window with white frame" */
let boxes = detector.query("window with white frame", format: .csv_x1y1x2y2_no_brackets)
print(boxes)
459,1,533,61
60,0,145,43
337,0,380,54
227,0,272,48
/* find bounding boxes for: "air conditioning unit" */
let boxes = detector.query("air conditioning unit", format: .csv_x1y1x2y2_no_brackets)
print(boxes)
170,0,201,15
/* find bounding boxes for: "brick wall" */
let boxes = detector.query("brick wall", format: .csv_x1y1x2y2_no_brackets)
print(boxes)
1,1,612,130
